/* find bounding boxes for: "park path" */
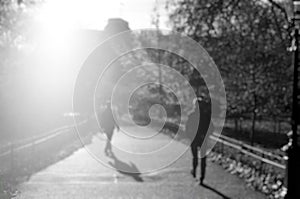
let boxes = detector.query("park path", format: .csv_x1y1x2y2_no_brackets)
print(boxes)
16,126,266,199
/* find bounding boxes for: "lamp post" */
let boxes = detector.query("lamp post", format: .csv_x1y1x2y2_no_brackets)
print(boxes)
284,0,300,198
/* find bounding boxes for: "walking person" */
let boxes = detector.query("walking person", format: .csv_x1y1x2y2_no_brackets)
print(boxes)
99,101,119,156
186,97,213,185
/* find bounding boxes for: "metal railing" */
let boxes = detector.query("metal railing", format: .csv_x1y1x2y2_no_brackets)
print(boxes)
0,120,89,175
0,126,71,158
158,118,287,171
210,133,287,170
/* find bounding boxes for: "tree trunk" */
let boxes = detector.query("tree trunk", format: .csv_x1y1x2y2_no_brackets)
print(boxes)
273,118,277,133
250,112,256,146
250,95,257,146
239,118,242,132
234,118,238,133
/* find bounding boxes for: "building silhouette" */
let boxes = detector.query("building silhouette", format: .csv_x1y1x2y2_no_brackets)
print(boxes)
104,18,130,36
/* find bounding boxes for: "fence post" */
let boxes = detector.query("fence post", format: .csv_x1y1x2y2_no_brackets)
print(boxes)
260,153,265,174
221,138,224,154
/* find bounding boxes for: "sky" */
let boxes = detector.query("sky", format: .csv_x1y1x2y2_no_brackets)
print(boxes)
36,0,170,31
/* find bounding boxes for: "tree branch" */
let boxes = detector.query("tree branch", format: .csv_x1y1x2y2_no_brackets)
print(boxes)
267,0,288,21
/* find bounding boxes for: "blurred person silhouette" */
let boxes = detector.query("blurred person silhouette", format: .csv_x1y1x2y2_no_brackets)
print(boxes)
186,97,213,185
99,100,119,156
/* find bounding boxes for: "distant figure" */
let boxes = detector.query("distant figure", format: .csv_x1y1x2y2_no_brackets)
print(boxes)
99,101,119,156
186,98,213,185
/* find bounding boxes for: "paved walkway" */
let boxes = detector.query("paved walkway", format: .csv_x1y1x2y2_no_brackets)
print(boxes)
16,126,266,199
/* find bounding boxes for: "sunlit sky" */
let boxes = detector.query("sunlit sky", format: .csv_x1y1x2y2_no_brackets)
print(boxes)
26,0,170,110
36,0,169,30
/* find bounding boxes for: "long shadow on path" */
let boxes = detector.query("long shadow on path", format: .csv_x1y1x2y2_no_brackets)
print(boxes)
107,152,144,182
200,183,231,199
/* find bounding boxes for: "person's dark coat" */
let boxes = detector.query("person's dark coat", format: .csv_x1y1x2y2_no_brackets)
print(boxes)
99,105,116,134
186,100,212,147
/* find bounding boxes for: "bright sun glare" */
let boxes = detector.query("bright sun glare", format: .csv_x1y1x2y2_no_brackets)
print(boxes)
36,0,122,31
33,0,125,56
29,0,162,99
31,0,123,89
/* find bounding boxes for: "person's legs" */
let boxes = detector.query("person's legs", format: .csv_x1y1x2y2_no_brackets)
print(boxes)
200,156,206,184
104,140,111,154
199,142,207,184
190,144,198,178
104,128,114,155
